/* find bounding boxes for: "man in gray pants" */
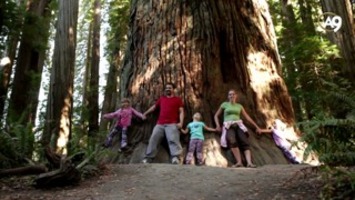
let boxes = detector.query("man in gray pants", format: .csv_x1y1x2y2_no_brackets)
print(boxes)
142,83,184,164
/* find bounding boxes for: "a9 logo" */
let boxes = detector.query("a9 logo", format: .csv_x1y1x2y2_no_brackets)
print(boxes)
321,12,342,32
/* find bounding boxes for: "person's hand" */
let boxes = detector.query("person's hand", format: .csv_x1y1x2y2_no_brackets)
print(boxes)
216,126,222,132
142,115,147,120
256,128,262,134
180,128,187,134
176,123,183,129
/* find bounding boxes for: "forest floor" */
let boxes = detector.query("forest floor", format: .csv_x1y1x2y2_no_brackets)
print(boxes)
0,163,323,200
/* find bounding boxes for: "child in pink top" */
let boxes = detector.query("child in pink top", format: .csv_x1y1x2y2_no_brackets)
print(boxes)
103,98,146,149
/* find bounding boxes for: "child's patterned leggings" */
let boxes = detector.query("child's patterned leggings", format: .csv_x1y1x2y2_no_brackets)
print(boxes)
185,139,204,164
104,126,128,148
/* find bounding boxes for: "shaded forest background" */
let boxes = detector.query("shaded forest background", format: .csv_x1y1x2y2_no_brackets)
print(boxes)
0,0,354,198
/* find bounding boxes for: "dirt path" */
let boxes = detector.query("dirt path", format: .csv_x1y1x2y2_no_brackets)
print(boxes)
0,164,321,200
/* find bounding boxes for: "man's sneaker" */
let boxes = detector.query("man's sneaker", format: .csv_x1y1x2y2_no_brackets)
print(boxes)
171,157,180,164
142,158,152,164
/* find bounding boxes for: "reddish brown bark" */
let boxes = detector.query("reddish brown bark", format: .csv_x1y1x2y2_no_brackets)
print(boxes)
117,0,305,166
42,0,79,155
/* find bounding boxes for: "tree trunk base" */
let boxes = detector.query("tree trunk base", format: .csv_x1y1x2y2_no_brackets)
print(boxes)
34,159,81,188
34,147,83,188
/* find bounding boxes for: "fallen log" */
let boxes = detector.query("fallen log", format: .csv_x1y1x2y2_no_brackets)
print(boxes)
34,158,81,188
0,165,48,178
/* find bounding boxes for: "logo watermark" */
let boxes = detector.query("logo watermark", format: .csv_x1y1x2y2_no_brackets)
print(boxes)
320,12,342,32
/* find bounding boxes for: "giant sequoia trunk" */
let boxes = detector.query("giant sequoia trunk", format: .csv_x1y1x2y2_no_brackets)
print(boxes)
117,0,304,166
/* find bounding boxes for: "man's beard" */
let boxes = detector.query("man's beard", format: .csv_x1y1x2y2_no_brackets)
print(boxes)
165,90,172,96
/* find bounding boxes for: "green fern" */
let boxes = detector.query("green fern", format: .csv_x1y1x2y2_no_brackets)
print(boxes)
299,89,355,166
0,131,21,169
320,166,355,200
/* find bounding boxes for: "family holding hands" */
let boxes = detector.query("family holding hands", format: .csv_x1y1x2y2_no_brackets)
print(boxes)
102,83,300,167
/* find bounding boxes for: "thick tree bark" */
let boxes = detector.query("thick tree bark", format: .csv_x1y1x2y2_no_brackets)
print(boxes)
321,0,355,79
87,0,101,137
7,0,51,127
42,0,79,155
115,0,306,166
80,22,92,132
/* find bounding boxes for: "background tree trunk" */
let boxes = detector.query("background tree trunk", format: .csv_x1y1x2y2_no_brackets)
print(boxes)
280,0,305,122
99,62,119,133
80,22,92,133
298,0,316,34
0,2,4,33
42,0,79,155
116,0,304,166
7,0,51,127
321,0,355,79
0,56,13,124
0,0,25,123
87,0,101,138
99,0,130,140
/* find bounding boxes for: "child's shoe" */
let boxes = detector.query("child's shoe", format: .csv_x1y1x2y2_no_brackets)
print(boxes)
121,141,127,148
171,157,180,164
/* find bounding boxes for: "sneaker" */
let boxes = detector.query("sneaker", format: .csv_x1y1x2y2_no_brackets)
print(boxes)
142,158,152,164
171,157,180,164
121,141,127,148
